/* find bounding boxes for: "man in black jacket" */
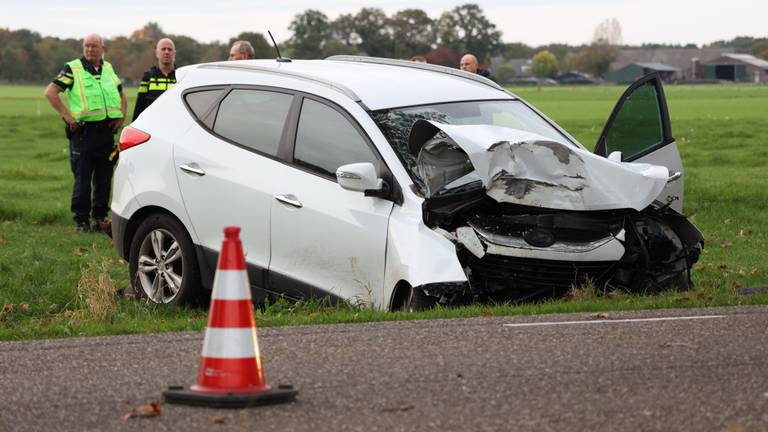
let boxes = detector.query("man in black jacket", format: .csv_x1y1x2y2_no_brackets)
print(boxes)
133,38,176,121
459,53,496,83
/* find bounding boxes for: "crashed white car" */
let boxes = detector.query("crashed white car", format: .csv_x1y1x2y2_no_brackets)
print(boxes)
112,56,703,309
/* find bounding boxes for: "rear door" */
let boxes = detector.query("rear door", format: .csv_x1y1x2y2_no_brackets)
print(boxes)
594,73,684,212
173,86,296,296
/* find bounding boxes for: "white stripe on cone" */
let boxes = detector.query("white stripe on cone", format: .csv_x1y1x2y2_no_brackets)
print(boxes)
201,327,260,358
211,270,252,300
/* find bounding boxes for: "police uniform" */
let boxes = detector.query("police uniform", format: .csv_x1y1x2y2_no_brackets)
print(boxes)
52,57,124,230
132,66,176,121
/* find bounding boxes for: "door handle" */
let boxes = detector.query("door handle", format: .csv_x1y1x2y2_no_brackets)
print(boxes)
667,171,682,183
179,163,206,176
274,194,302,208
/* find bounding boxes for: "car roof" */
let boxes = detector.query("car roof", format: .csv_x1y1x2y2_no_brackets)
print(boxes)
179,57,514,111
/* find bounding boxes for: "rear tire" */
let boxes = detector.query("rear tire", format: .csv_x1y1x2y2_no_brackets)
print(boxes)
128,213,201,305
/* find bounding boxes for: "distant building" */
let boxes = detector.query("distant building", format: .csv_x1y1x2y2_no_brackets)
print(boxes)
610,48,734,80
604,63,679,83
554,71,598,85
700,54,768,83
490,57,533,77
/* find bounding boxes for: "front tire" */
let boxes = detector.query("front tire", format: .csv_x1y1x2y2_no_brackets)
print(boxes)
128,213,201,305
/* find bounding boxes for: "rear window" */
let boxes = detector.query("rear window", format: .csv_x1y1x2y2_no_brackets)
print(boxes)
184,89,225,128
212,89,293,156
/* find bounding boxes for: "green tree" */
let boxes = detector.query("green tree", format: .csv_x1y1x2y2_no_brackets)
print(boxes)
389,9,434,59
288,9,331,59
435,4,502,64
574,43,617,77
353,8,392,57
169,35,203,66
494,64,517,84
330,14,360,48
229,32,273,58
531,50,558,78
501,42,533,60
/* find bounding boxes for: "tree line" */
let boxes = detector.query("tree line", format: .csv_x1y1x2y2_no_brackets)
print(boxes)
1,3,767,84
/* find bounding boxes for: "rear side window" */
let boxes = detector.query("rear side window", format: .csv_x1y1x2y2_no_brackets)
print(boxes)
184,89,224,128
294,98,378,178
213,89,293,156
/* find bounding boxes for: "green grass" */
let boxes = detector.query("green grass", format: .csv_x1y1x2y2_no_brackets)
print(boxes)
1,83,767,340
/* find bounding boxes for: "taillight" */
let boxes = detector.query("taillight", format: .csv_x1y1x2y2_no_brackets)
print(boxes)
119,127,151,151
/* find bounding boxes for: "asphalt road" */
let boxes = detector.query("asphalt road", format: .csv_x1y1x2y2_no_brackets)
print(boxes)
1,305,767,432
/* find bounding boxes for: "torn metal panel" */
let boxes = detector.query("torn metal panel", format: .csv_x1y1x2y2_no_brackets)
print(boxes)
410,120,670,211
456,226,485,258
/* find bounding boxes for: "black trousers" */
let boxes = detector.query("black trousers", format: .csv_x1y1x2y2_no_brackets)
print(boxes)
68,121,116,224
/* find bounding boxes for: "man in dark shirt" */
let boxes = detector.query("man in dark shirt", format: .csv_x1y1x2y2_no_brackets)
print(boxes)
459,53,497,83
43,33,127,233
133,38,176,121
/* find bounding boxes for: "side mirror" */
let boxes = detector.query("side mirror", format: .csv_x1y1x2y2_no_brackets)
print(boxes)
336,163,383,193
608,151,623,163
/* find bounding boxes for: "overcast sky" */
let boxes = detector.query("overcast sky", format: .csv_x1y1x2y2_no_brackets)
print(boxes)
2,0,765,47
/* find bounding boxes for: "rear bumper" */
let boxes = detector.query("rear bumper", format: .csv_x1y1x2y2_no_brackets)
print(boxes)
112,212,129,260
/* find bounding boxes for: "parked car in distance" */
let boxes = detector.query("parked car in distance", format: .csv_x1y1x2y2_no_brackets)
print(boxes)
112,56,703,310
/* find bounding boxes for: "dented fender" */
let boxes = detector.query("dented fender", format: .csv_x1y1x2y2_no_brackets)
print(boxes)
383,205,467,307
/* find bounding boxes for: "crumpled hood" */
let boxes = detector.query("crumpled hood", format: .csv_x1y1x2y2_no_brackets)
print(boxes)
409,120,669,211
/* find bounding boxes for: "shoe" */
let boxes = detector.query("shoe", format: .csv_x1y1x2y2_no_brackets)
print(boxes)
76,221,90,233
92,219,112,237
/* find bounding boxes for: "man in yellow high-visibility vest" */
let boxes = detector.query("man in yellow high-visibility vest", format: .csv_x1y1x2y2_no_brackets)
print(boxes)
44,33,127,233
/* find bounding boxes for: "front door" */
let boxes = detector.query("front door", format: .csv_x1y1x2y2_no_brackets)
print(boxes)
268,96,393,307
594,73,684,213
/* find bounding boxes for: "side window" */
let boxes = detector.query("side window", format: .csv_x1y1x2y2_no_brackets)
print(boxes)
213,89,293,156
184,89,224,128
603,82,665,159
294,98,378,177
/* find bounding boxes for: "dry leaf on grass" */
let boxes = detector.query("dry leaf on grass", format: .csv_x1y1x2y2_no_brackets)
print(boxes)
479,310,494,317
0,235,6,244
71,247,87,256
731,281,743,290
720,241,733,248
724,218,732,225
19,303,29,312
1,220,12,225
122,401,161,421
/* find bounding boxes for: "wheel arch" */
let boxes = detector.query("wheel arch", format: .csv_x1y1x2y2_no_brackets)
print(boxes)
388,280,412,311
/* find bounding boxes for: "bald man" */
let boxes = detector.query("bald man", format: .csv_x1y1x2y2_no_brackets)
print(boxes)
133,38,177,121
44,34,127,233
459,53,496,82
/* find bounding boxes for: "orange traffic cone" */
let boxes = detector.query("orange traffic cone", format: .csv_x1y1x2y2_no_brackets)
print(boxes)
163,226,297,408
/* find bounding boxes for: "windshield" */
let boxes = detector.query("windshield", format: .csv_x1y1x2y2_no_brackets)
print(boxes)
371,100,573,193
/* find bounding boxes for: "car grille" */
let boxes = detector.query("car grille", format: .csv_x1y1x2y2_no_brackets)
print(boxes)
467,213,623,244
467,254,616,296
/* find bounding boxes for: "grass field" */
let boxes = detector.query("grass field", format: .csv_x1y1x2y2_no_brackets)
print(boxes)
1,83,767,340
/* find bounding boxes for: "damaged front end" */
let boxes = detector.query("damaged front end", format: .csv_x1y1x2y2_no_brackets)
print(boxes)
409,120,704,304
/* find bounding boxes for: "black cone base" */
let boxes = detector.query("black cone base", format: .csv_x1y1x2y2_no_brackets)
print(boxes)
163,384,298,408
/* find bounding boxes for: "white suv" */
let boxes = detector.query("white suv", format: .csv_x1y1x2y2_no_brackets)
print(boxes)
112,56,703,309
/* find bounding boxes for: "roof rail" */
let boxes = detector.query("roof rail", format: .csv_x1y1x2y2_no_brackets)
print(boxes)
325,55,509,93
198,63,362,103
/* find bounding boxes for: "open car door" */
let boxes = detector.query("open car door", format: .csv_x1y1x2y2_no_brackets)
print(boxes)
594,73,684,213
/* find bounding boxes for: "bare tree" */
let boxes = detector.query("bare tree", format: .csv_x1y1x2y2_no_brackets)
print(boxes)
593,18,622,46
